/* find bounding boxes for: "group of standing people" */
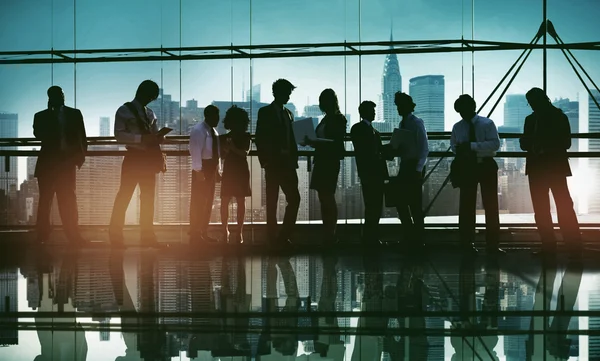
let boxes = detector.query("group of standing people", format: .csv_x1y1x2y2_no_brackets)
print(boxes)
32,80,581,254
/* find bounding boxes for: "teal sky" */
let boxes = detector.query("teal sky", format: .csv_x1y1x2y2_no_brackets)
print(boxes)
1,0,600,182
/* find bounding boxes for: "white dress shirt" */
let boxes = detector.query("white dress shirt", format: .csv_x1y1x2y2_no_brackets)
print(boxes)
189,121,220,172
450,114,500,161
114,99,158,150
400,114,429,171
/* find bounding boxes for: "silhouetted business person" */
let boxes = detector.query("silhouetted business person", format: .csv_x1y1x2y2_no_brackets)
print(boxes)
189,105,221,244
450,94,502,254
255,78,300,246
521,87,581,254
394,92,429,247
351,101,389,244
304,88,347,244
33,86,88,246
109,80,165,248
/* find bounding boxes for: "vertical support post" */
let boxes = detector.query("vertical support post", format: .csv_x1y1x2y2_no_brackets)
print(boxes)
542,0,548,92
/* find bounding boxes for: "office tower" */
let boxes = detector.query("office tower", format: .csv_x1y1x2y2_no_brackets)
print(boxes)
246,84,261,103
158,257,191,327
99,319,110,341
100,116,110,137
26,152,37,180
588,90,600,214
74,256,119,313
590,281,600,359
502,94,529,170
0,269,18,345
303,104,323,120
148,88,180,129
409,75,445,132
27,275,41,309
378,30,402,129
0,113,18,193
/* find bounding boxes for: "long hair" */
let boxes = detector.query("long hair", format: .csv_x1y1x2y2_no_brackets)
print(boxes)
319,88,341,115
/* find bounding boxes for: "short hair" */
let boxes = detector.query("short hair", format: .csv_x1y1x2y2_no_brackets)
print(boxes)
272,78,296,95
135,80,159,101
223,105,250,131
204,104,219,119
47,85,63,98
318,88,340,114
454,94,476,113
358,101,376,118
394,92,416,112
526,87,550,103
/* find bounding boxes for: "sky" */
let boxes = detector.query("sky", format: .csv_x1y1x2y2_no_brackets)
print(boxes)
2,0,600,183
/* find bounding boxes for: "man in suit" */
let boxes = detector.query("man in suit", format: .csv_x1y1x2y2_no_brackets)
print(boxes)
450,94,502,254
351,101,389,244
33,86,88,246
109,80,164,248
255,78,300,246
521,87,581,254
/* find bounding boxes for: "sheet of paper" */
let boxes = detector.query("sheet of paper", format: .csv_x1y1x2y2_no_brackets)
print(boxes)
157,127,173,136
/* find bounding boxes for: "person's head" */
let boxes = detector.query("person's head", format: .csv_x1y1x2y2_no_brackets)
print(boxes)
358,101,376,122
134,80,160,106
394,92,416,116
223,105,250,132
318,88,340,115
272,78,296,105
454,94,477,120
47,85,65,109
203,105,220,128
526,87,551,112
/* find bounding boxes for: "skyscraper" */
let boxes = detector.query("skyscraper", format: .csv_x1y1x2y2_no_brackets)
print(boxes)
553,98,579,151
409,75,445,132
502,94,529,170
378,31,402,129
0,269,18,346
0,113,18,192
588,90,600,214
100,116,110,137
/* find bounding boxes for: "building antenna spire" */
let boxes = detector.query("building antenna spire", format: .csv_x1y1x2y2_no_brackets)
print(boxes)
390,18,394,48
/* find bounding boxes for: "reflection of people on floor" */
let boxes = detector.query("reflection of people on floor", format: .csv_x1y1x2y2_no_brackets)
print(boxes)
34,254,88,361
351,257,385,361
213,255,251,358
187,256,217,359
527,254,583,360
449,257,499,361
313,255,345,361
260,256,300,360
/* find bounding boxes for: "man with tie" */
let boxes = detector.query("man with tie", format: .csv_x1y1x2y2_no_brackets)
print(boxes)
33,86,88,246
521,87,581,254
109,80,165,248
350,100,389,244
255,78,300,246
189,104,221,244
450,94,501,254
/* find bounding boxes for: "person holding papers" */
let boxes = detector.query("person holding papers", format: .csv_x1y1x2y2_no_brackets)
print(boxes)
393,92,429,248
303,88,348,244
351,101,389,245
255,78,300,247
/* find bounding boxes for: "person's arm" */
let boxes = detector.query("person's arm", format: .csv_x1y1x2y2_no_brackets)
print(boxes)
450,123,458,154
77,109,88,154
520,116,533,151
148,110,165,144
228,134,251,156
114,106,143,144
471,120,500,152
189,126,206,172
415,119,429,171
33,112,45,141
255,107,272,167
555,112,572,151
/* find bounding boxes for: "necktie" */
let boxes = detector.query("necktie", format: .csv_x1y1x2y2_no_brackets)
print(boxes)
139,106,151,132
210,127,219,160
468,118,477,142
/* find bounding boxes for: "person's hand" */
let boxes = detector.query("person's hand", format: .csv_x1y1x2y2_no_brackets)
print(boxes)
302,135,314,147
193,169,206,182
216,172,222,182
157,135,165,144
456,142,472,155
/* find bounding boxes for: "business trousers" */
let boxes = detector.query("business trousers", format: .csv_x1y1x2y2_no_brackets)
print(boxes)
528,173,580,245
36,161,81,242
458,158,500,248
189,159,218,237
396,172,425,242
265,166,300,242
360,177,385,242
109,154,157,239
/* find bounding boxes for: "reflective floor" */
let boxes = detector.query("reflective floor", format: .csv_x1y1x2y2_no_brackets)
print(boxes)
0,240,598,361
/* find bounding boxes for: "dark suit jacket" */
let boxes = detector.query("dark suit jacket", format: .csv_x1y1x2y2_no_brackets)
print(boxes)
350,121,388,181
33,106,87,177
255,103,298,169
520,106,572,177
314,113,347,162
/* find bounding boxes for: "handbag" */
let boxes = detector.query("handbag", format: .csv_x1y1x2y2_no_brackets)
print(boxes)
124,102,167,173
